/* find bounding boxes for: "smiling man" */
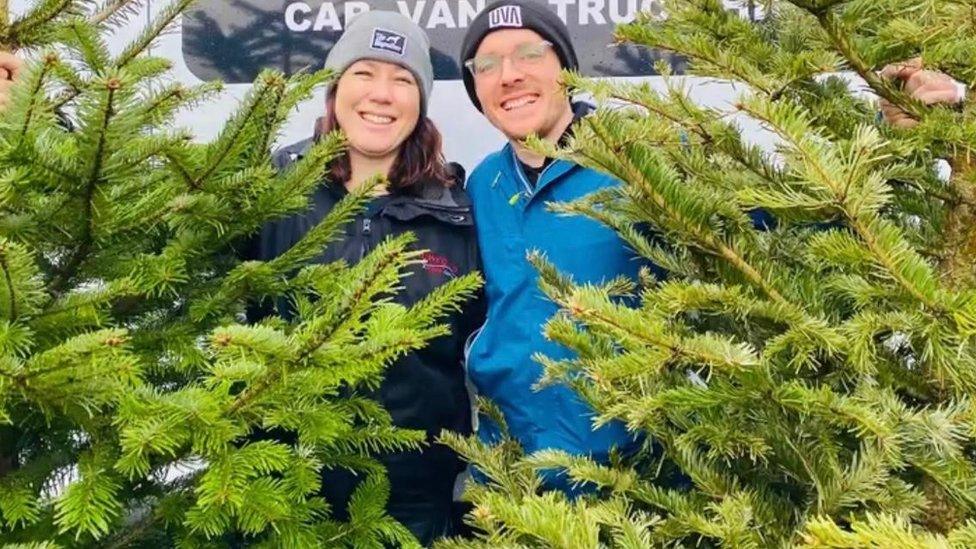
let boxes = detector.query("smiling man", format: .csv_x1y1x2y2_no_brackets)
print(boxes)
458,0,647,487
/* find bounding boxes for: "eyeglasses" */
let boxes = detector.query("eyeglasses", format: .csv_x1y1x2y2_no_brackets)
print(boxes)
464,40,553,78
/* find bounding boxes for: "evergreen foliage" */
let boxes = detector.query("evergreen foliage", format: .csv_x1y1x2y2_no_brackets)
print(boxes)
443,0,976,547
0,1,480,546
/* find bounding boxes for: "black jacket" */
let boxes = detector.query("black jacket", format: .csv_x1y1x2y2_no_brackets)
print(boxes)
243,138,484,542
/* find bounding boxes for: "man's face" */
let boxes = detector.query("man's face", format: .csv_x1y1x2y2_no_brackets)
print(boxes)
470,29,571,142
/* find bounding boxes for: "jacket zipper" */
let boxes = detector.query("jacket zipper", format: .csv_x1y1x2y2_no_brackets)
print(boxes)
463,319,489,432
509,147,558,202
359,217,372,260
510,148,534,197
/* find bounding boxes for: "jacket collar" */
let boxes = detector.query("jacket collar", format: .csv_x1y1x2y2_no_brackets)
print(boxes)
381,182,473,226
284,144,471,226
502,100,595,198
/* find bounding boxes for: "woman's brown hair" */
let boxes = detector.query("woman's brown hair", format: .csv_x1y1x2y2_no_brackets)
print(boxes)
315,91,454,191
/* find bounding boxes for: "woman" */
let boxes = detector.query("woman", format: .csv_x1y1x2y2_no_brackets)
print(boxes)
245,11,482,545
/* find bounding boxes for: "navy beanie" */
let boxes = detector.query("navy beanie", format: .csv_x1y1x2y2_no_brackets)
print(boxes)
459,0,578,112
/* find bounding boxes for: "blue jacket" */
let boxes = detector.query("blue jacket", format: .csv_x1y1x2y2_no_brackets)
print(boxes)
465,104,642,462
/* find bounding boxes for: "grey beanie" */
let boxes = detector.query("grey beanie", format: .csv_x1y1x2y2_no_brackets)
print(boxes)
324,10,434,114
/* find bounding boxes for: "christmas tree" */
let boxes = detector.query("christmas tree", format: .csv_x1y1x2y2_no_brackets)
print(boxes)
0,1,480,546
442,0,976,546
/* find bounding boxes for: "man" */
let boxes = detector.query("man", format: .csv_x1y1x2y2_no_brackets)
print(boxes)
454,0,967,481
457,0,643,483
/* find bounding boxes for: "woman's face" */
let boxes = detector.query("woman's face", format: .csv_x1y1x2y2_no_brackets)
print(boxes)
333,59,421,162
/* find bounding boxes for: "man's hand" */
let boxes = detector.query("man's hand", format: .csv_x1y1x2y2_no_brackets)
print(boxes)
879,57,963,128
0,51,23,110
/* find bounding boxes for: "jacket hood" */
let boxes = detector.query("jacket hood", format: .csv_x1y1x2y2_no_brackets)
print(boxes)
273,137,472,226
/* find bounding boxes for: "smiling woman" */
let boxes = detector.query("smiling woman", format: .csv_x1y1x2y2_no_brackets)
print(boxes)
242,9,485,546
318,59,453,191
337,59,420,161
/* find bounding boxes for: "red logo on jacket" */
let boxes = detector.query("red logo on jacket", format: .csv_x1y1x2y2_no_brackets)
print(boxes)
421,251,458,278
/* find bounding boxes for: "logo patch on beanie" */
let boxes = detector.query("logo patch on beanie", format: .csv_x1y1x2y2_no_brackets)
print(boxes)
370,28,406,56
488,5,523,28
